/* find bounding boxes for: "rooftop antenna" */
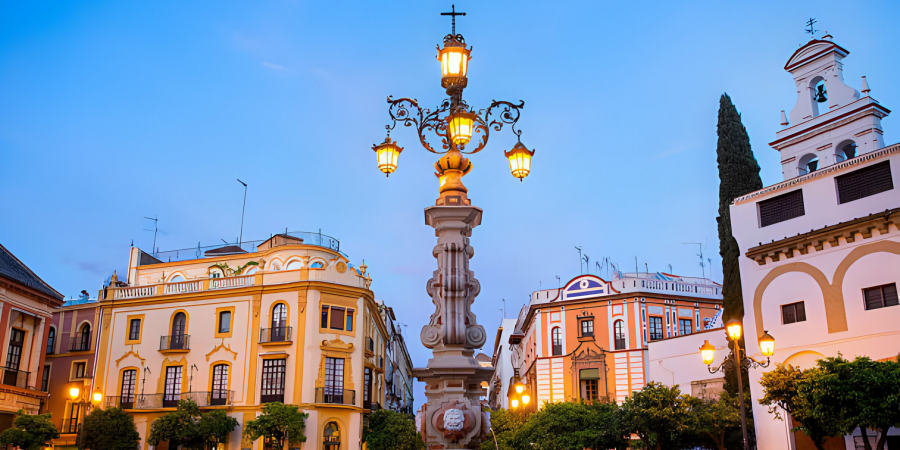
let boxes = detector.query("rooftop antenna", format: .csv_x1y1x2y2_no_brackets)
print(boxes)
682,242,705,279
237,179,248,247
555,275,561,289
583,254,590,274
575,246,583,274
143,216,158,255
668,263,673,273
645,262,649,273
502,299,506,318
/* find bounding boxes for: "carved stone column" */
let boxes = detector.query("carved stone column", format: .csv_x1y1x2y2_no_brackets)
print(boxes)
415,205,492,449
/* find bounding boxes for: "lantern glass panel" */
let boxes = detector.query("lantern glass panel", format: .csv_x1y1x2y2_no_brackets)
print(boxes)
448,115,474,146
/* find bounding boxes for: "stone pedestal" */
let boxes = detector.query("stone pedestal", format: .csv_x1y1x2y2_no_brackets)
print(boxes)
415,206,491,449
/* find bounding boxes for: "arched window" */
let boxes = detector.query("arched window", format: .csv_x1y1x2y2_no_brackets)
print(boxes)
209,268,223,279
211,364,229,405
286,260,303,270
310,261,324,268
811,78,829,117
837,141,858,162
171,312,187,349
46,327,56,354
79,323,91,351
271,303,288,342
614,321,626,350
799,153,819,175
169,274,185,283
323,421,340,450
551,327,562,356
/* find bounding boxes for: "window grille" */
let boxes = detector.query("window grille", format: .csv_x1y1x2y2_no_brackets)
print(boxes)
759,190,805,227
836,161,893,204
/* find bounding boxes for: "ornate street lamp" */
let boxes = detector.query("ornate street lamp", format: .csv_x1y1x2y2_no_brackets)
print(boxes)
699,320,774,450
375,7,536,447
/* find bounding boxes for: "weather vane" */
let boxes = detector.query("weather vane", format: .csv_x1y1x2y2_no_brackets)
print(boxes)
805,18,818,38
441,4,466,35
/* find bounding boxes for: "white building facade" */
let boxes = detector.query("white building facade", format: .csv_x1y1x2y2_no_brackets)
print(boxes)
732,35,899,449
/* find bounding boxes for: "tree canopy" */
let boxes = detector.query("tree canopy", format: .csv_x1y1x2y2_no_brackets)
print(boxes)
82,407,141,450
243,402,308,449
0,409,60,450
363,409,423,450
147,399,239,450
513,401,628,450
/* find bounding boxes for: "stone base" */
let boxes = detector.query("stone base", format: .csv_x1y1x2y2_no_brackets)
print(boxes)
415,347,493,449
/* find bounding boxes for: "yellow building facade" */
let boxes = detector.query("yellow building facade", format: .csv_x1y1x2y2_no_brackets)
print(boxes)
94,233,388,450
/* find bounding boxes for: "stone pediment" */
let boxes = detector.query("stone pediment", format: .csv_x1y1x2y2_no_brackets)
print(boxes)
784,39,849,71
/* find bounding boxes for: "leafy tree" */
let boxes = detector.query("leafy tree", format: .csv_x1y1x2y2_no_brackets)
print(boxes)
198,409,240,450
716,93,762,323
148,399,238,450
514,401,628,450
618,382,694,450
363,409,422,450
82,407,141,450
689,391,747,450
243,402,308,449
481,408,527,450
816,355,900,450
0,409,60,450
758,363,849,450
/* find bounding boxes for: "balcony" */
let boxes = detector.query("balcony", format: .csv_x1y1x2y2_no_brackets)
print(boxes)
159,335,190,352
61,418,79,434
315,387,355,405
68,333,91,352
0,367,29,388
106,390,235,410
259,327,292,344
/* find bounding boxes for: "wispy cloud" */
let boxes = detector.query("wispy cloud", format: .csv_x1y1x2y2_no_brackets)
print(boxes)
262,62,288,71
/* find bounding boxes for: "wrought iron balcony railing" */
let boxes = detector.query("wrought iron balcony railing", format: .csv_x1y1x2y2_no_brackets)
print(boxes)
315,387,355,405
106,390,235,410
0,367,29,388
68,333,91,352
259,327,292,343
160,334,190,351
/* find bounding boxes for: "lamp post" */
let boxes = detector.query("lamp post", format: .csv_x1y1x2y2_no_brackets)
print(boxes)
374,6,534,449
509,369,531,410
68,386,102,450
699,319,775,450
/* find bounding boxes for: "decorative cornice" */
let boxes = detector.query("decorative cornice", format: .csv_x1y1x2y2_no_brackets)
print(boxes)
205,341,238,361
115,349,146,367
745,208,898,265
734,143,900,205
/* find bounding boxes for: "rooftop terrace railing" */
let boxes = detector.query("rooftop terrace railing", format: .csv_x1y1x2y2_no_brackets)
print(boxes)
146,231,345,264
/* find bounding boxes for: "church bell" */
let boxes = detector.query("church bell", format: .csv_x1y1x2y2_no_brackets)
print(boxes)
814,84,828,103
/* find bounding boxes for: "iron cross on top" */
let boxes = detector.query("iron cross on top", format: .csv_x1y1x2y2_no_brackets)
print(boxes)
805,18,818,38
441,5,466,35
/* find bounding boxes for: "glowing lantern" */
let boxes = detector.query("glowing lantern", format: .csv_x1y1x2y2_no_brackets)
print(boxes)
758,331,775,357
69,387,81,399
372,137,403,177
437,37,471,88
447,111,477,147
699,340,716,366
93,391,103,403
521,393,531,405
505,141,534,181
726,318,743,341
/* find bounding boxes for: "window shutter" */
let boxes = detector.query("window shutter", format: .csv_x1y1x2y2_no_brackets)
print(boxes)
759,190,805,227
836,161,893,204
795,302,806,322
883,284,899,307
864,288,884,310
782,304,796,324
330,307,345,329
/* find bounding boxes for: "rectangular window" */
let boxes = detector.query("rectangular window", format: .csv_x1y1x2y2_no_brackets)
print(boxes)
6,329,24,371
836,161,893,204
580,319,594,337
211,364,229,405
321,306,353,332
648,317,664,341
782,302,807,325
364,367,373,409
121,369,137,409
218,311,231,334
759,189,805,227
323,357,345,403
679,319,692,336
163,366,182,407
129,319,141,341
260,359,286,403
41,365,50,392
863,283,899,311
584,379,598,401
74,362,86,378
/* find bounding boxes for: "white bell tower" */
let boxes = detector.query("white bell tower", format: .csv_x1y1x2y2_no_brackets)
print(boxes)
770,34,891,180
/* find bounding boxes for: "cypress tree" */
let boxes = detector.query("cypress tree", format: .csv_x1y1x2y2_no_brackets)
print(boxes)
716,93,762,322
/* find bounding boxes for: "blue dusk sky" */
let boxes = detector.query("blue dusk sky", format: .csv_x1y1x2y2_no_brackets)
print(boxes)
1,1,898,408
